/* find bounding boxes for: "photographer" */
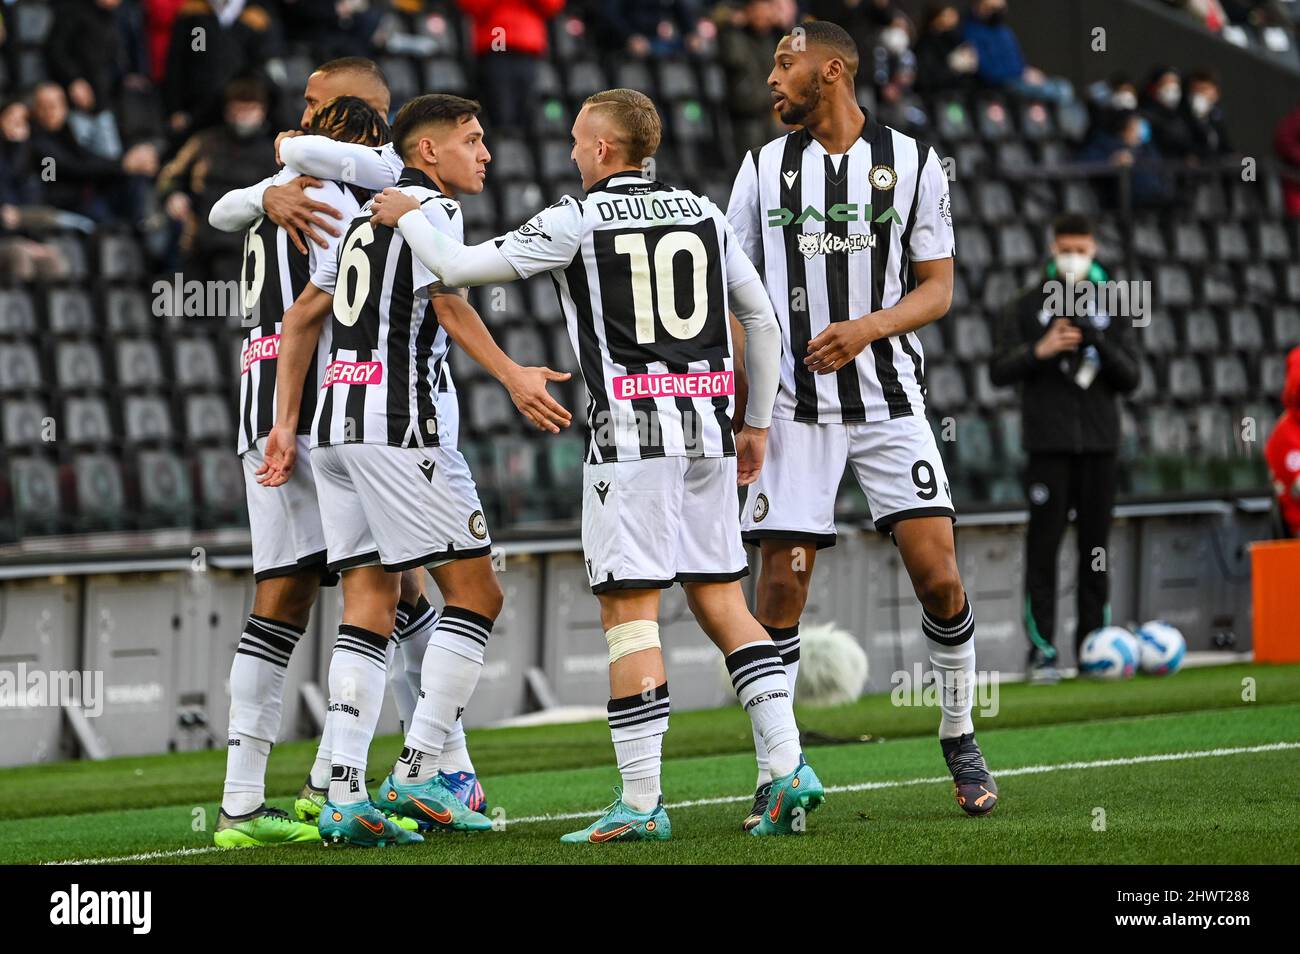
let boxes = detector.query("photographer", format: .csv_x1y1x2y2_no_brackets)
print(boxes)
990,213,1140,682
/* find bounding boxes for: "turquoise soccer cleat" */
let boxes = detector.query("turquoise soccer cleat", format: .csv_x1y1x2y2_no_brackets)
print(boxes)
318,799,424,848
377,772,494,832
560,789,671,844
751,755,824,836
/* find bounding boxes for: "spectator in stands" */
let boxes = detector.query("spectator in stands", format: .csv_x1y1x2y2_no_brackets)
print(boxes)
278,0,383,59
28,82,159,225
162,0,279,139
718,0,785,159
457,0,566,134
0,99,70,281
156,77,275,276
1079,109,1175,209
1275,99,1300,218
913,1,979,94
1159,0,1227,32
1181,69,1233,159
144,0,186,84
596,0,703,58
962,0,1073,103
1140,66,1195,159
989,213,1140,683
806,0,912,88
1265,347,1300,537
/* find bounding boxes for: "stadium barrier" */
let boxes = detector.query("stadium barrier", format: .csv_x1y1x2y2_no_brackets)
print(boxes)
0,499,1269,766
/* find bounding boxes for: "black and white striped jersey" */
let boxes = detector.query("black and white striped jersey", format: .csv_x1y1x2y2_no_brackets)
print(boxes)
311,167,460,449
236,177,359,456
495,173,763,463
727,116,955,425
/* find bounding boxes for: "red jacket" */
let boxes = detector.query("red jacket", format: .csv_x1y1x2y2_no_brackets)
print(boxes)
1276,103,1300,219
144,0,187,84
457,0,565,58
1265,347,1300,536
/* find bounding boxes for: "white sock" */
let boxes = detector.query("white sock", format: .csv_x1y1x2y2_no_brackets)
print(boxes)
608,683,669,813
440,718,474,774
399,606,493,782
727,640,801,779
325,624,389,803
398,596,437,704
222,615,303,815
387,628,417,733
924,598,977,740
752,624,800,788
309,717,333,791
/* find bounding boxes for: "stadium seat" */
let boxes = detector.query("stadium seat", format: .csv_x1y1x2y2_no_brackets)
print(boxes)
1226,307,1264,352
1171,222,1208,264
563,60,606,101
1255,221,1290,261
548,325,576,368
98,233,144,280
934,97,973,140
1200,265,1237,306
1154,265,1194,308
915,322,945,362
422,57,467,95
0,342,43,394
14,2,53,44
490,136,536,182
378,56,419,106
1194,405,1236,459
195,449,246,527
503,327,548,368
0,289,37,335
951,413,996,474
1018,101,1055,140
71,453,126,529
657,60,699,101
47,235,88,281
527,278,563,325
184,394,231,444
467,380,516,434
123,395,172,443
1183,309,1221,353
2,398,46,449
700,62,726,104
1211,355,1248,400
952,314,992,359
981,271,1022,312
1244,263,1277,299
7,456,61,533
171,338,221,389
47,288,95,335
64,396,113,446
135,449,192,525
1055,99,1089,142
925,363,967,411
975,181,1015,224
1166,356,1204,401
997,223,1038,267
104,288,152,333
471,282,527,324
115,339,165,390
539,140,574,183
1215,222,1250,263
1147,404,1192,454
668,100,711,144
54,341,103,391
1060,180,1099,218
1140,311,1178,355
1130,217,1168,259
1190,179,1228,219
502,181,546,221
1271,306,1300,348
459,190,496,229
975,97,1013,141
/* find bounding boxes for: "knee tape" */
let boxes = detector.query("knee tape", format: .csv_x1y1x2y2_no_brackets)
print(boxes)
605,620,661,665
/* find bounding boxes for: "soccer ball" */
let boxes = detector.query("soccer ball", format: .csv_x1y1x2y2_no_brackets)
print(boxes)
1079,626,1140,680
796,622,869,706
1136,620,1186,676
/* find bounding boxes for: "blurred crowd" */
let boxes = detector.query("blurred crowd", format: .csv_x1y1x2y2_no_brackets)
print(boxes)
0,0,1281,280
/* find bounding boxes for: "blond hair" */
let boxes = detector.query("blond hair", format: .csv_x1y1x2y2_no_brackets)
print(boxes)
582,88,662,166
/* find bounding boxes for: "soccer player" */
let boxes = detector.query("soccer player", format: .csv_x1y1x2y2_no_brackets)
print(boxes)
726,21,998,826
260,94,566,845
367,88,824,842
211,95,391,849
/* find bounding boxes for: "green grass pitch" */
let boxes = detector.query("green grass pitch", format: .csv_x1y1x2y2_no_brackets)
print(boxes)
3,662,1298,865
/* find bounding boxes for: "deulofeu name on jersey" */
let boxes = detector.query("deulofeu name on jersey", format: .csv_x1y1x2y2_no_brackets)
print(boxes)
765,203,902,227
596,194,704,225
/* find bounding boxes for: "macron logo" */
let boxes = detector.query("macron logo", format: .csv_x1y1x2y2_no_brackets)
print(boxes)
782,170,799,189
50,884,151,934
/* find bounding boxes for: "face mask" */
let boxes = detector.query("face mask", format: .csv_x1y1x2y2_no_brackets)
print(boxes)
1156,84,1181,109
880,26,909,56
1190,93,1213,118
1055,252,1093,283
1111,90,1137,111
229,118,262,138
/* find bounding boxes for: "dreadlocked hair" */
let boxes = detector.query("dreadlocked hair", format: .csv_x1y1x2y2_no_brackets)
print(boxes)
308,95,391,147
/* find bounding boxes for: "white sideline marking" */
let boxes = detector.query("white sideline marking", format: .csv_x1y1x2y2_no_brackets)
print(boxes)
44,741,1300,865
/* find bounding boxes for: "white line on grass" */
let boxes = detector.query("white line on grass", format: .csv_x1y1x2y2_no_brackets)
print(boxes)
45,740,1300,865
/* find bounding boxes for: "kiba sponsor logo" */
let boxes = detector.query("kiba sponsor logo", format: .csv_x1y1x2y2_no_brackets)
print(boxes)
240,333,280,374
612,371,735,401
321,360,384,388
50,884,151,934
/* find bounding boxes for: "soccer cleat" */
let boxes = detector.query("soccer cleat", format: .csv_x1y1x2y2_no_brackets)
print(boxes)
1027,648,1062,685
293,778,327,823
214,805,320,848
560,789,671,844
373,800,421,832
440,770,489,814
751,756,824,836
942,732,999,816
741,781,773,832
378,772,494,832
317,799,424,847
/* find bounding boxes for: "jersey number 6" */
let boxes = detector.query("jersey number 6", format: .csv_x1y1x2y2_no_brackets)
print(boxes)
334,222,376,327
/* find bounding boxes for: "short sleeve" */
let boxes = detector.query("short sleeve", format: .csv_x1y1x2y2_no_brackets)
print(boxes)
412,195,465,295
908,146,956,262
725,151,762,269
307,183,359,293
494,195,586,280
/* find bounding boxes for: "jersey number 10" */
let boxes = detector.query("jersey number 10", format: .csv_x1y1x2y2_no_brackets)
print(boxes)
613,231,710,344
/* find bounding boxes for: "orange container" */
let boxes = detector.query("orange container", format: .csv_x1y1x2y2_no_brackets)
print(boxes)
1251,539,1300,662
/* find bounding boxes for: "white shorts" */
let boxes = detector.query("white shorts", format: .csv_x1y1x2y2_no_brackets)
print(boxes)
312,442,492,573
583,456,748,594
741,414,955,548
242,435,332,582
